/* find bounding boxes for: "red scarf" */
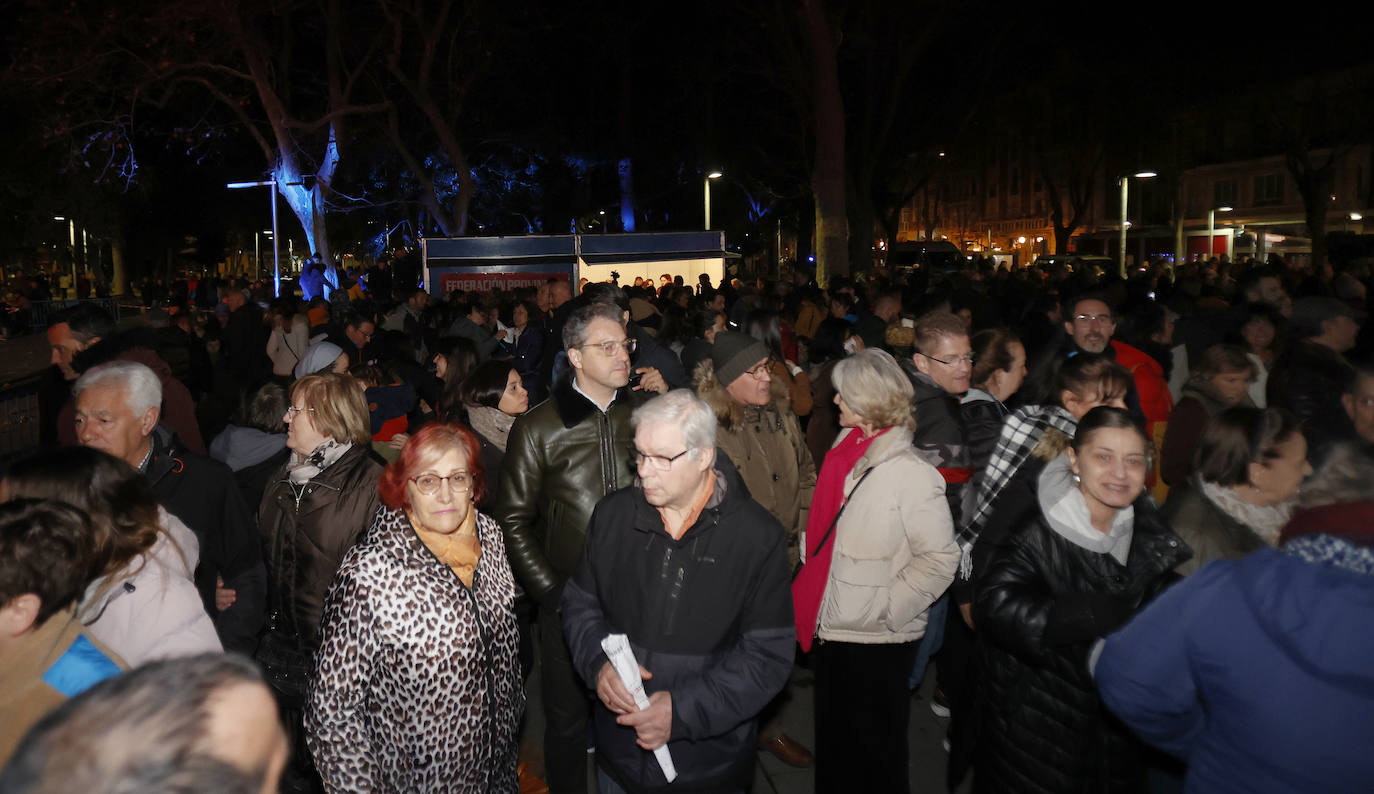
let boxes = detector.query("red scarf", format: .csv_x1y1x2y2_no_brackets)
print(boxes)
792,426,888,651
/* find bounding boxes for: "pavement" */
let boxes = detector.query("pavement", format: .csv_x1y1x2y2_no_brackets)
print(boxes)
520,644,972,793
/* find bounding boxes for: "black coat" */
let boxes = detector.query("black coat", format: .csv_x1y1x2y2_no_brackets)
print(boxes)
258,443,383,650
902,360,971,525
972,489,1189,794
493,377,641,607
1266,340,1356,462
960,392,1008,481
145,429,266,654
561,454,795,793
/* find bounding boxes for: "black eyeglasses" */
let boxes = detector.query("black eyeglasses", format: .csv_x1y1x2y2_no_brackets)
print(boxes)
917,351,975,367
1073,313,1114,325
633,448,692,471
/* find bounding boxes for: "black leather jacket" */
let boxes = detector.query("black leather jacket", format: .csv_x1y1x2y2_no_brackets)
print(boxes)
494,377,639,606
972,489,1189,793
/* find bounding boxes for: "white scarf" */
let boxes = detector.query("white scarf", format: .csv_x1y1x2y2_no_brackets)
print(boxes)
287,438,353,485
1198,478,1293,547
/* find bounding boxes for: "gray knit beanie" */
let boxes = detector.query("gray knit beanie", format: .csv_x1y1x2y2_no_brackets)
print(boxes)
710,331,769,386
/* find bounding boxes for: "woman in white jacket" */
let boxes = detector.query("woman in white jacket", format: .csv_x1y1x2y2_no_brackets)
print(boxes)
791,348,961,794
2,447,221,665
266,303,310,384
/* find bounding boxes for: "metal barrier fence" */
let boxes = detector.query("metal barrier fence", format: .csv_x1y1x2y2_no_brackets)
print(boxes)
0,376,41,463
26,297,122,333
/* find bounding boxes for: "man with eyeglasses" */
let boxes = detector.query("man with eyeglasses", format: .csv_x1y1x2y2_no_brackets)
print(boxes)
561,390,794,794
898,310,975,730
693,330,816,768
495,300,650,794
1341,365,1374,444
1025,292,1153,428
326,310,377,369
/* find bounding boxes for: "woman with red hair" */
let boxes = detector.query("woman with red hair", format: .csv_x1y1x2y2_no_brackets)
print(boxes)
306,423,524,793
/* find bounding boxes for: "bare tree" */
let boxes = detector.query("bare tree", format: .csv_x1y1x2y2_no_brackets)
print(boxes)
12,0,390,273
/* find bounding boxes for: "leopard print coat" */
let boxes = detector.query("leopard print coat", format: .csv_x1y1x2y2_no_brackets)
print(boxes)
305,506,524,793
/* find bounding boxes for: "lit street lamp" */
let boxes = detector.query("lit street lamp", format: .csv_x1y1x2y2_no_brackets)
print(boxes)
704,170,723,231
1207,205,1233,259
1118,171,1155,278
227,178,281,297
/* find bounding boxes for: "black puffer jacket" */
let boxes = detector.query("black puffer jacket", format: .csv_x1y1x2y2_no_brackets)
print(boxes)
972,465,1189,794
960,388,1009,480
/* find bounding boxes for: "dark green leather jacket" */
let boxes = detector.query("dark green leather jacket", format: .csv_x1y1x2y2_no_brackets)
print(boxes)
494,377,638,605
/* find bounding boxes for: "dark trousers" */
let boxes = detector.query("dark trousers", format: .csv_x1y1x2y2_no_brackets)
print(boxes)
937,602,977,789
813,639,918,794
539,605,590,794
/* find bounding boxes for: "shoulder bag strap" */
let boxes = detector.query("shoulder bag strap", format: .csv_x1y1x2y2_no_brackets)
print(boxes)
809,466,876,561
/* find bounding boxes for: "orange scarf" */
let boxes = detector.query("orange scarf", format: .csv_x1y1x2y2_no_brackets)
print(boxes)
410,508,482,587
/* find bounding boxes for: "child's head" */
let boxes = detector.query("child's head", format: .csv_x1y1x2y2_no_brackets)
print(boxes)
0,499,96,649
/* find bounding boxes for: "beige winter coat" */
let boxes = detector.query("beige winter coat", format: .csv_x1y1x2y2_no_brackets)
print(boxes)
816,426,961,644
696,360,817,566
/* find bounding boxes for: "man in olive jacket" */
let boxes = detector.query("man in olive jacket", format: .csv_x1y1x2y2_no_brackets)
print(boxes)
495,300,649,794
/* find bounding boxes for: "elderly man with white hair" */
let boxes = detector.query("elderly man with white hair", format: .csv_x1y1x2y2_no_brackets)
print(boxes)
73,360,265,655
561,389,795,794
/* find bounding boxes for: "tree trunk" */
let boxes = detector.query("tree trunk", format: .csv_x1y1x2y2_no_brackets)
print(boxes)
110,237,129,295
804,0,847,286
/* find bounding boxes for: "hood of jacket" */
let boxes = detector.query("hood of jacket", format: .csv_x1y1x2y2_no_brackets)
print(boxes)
210,425,287,472
1236,515,1374,689
1036,453,1134,564
694,358,791,430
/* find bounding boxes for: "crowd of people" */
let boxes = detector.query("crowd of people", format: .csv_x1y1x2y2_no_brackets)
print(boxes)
1,251,1372,794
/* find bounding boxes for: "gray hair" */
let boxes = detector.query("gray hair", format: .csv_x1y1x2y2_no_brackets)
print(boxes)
632,389,717,455
0,654,268,794
244,383,288,434
832,348,916,430
73,360,163,416
563,300,626,350
1300,443,1374,509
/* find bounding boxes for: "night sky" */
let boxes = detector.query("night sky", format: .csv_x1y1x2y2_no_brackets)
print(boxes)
1,0,1370,275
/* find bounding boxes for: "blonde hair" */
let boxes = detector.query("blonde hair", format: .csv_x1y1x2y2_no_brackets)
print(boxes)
291,373,371,445
832,348,916,430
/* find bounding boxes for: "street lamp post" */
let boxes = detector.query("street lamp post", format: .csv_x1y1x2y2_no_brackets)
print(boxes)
704,170,723,231
1207,205,1233,260
227,178,281,297
1118,171,1156,279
